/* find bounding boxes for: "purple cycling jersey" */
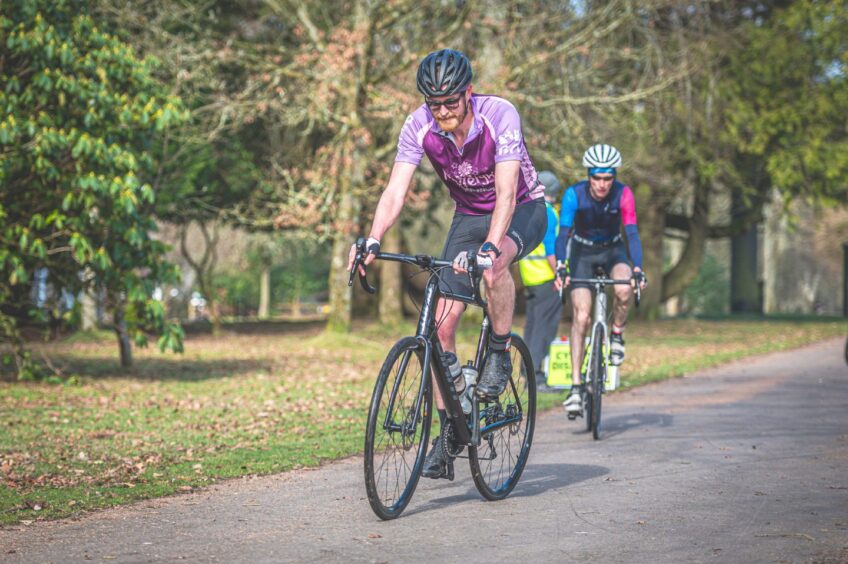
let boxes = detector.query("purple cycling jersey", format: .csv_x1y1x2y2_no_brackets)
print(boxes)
395,94,544,215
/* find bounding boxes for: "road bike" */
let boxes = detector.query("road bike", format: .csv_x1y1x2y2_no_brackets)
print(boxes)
349,238,535,520
568,266,640,440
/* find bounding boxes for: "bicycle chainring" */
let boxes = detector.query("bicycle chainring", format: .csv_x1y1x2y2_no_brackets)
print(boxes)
441,421,462,459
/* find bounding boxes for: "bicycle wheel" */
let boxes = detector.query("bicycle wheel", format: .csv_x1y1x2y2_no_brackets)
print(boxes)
469,334,536,501
589,325,605,440
364,336,432,520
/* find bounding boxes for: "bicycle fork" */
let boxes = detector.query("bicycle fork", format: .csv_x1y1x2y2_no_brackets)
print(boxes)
586,287,609,393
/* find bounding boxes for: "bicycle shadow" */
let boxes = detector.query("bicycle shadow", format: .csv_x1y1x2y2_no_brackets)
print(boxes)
404,462,607,517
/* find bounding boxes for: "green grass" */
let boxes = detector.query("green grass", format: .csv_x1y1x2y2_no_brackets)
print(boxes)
1,317,845,525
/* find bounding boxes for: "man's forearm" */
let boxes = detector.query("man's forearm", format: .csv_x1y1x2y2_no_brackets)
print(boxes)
486,160,519,247
368,191,404,241
367,161,417,241
485,196,515,247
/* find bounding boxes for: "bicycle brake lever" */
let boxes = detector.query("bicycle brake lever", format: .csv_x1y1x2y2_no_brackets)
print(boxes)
359,270,377,294
465,251,488,307
348,237,365,287
348,237,377,294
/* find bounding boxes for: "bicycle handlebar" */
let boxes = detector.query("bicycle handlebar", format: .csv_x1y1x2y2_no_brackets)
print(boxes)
562,276,642,307
567,277,632,285
348,238,489,306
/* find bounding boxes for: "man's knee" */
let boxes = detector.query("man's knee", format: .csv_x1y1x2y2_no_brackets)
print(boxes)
483,259,514,288
614,286,632,302
573,307,591,327
436,303,462,336
437,309,460,329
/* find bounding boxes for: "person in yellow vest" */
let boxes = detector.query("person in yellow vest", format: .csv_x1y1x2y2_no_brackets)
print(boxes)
519,170,562,392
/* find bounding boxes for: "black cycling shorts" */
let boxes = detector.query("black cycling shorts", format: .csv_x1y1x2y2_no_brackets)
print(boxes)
438,198,547,297
569,240,631,291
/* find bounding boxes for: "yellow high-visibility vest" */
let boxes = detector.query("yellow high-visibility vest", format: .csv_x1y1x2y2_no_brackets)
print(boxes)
519,203,558,286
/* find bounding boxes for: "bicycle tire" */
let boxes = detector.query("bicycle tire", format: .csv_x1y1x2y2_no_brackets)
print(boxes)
364,337,432,520
590,325,605,440
469,334,536,501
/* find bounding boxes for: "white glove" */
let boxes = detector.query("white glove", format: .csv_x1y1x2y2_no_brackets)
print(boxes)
453,250,469,271
365,237,380,256
453,250,493,271
475,253,493,270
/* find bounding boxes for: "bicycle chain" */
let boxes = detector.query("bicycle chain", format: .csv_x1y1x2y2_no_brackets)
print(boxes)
441,421,462,458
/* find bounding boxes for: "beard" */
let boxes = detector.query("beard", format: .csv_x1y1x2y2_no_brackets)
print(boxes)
435,113,462,132
434,96,469,133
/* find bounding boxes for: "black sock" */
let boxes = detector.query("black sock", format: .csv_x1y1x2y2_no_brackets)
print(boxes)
488,331,511,352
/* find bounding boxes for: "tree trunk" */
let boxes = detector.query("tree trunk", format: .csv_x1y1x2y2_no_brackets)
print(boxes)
730,190,761,313
258,265,271,319
180,221,221,334
762,189,781,314
632,184,665,319
325,1,373,333
378,226,403,325
113,304,132,368
662,181,710,302
327,187,358,333
79,267,98,330
80,290,98,331
730,227,760,313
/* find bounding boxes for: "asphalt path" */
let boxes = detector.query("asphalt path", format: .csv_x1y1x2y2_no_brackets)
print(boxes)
2,337,847,563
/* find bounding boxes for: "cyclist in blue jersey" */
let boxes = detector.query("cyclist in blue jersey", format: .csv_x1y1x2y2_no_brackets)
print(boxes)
554,144,647,415
347,49,547,478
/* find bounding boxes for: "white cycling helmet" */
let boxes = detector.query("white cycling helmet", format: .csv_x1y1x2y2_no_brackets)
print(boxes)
582,143,622,169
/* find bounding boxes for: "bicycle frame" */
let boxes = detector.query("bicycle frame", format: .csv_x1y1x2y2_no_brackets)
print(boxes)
414,273,485,446
350,241,525,449
583,280,610,388
570,274,635,386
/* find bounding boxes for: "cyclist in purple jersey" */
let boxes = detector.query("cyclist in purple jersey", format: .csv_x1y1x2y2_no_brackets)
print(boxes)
553,144,647,415
395,95,544,214
348,49,546,479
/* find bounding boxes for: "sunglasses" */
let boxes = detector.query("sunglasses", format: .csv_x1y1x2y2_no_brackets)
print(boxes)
591,174,615,182
425,95,463,111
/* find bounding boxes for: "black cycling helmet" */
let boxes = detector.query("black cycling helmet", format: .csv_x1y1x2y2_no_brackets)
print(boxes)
416,49,473,97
